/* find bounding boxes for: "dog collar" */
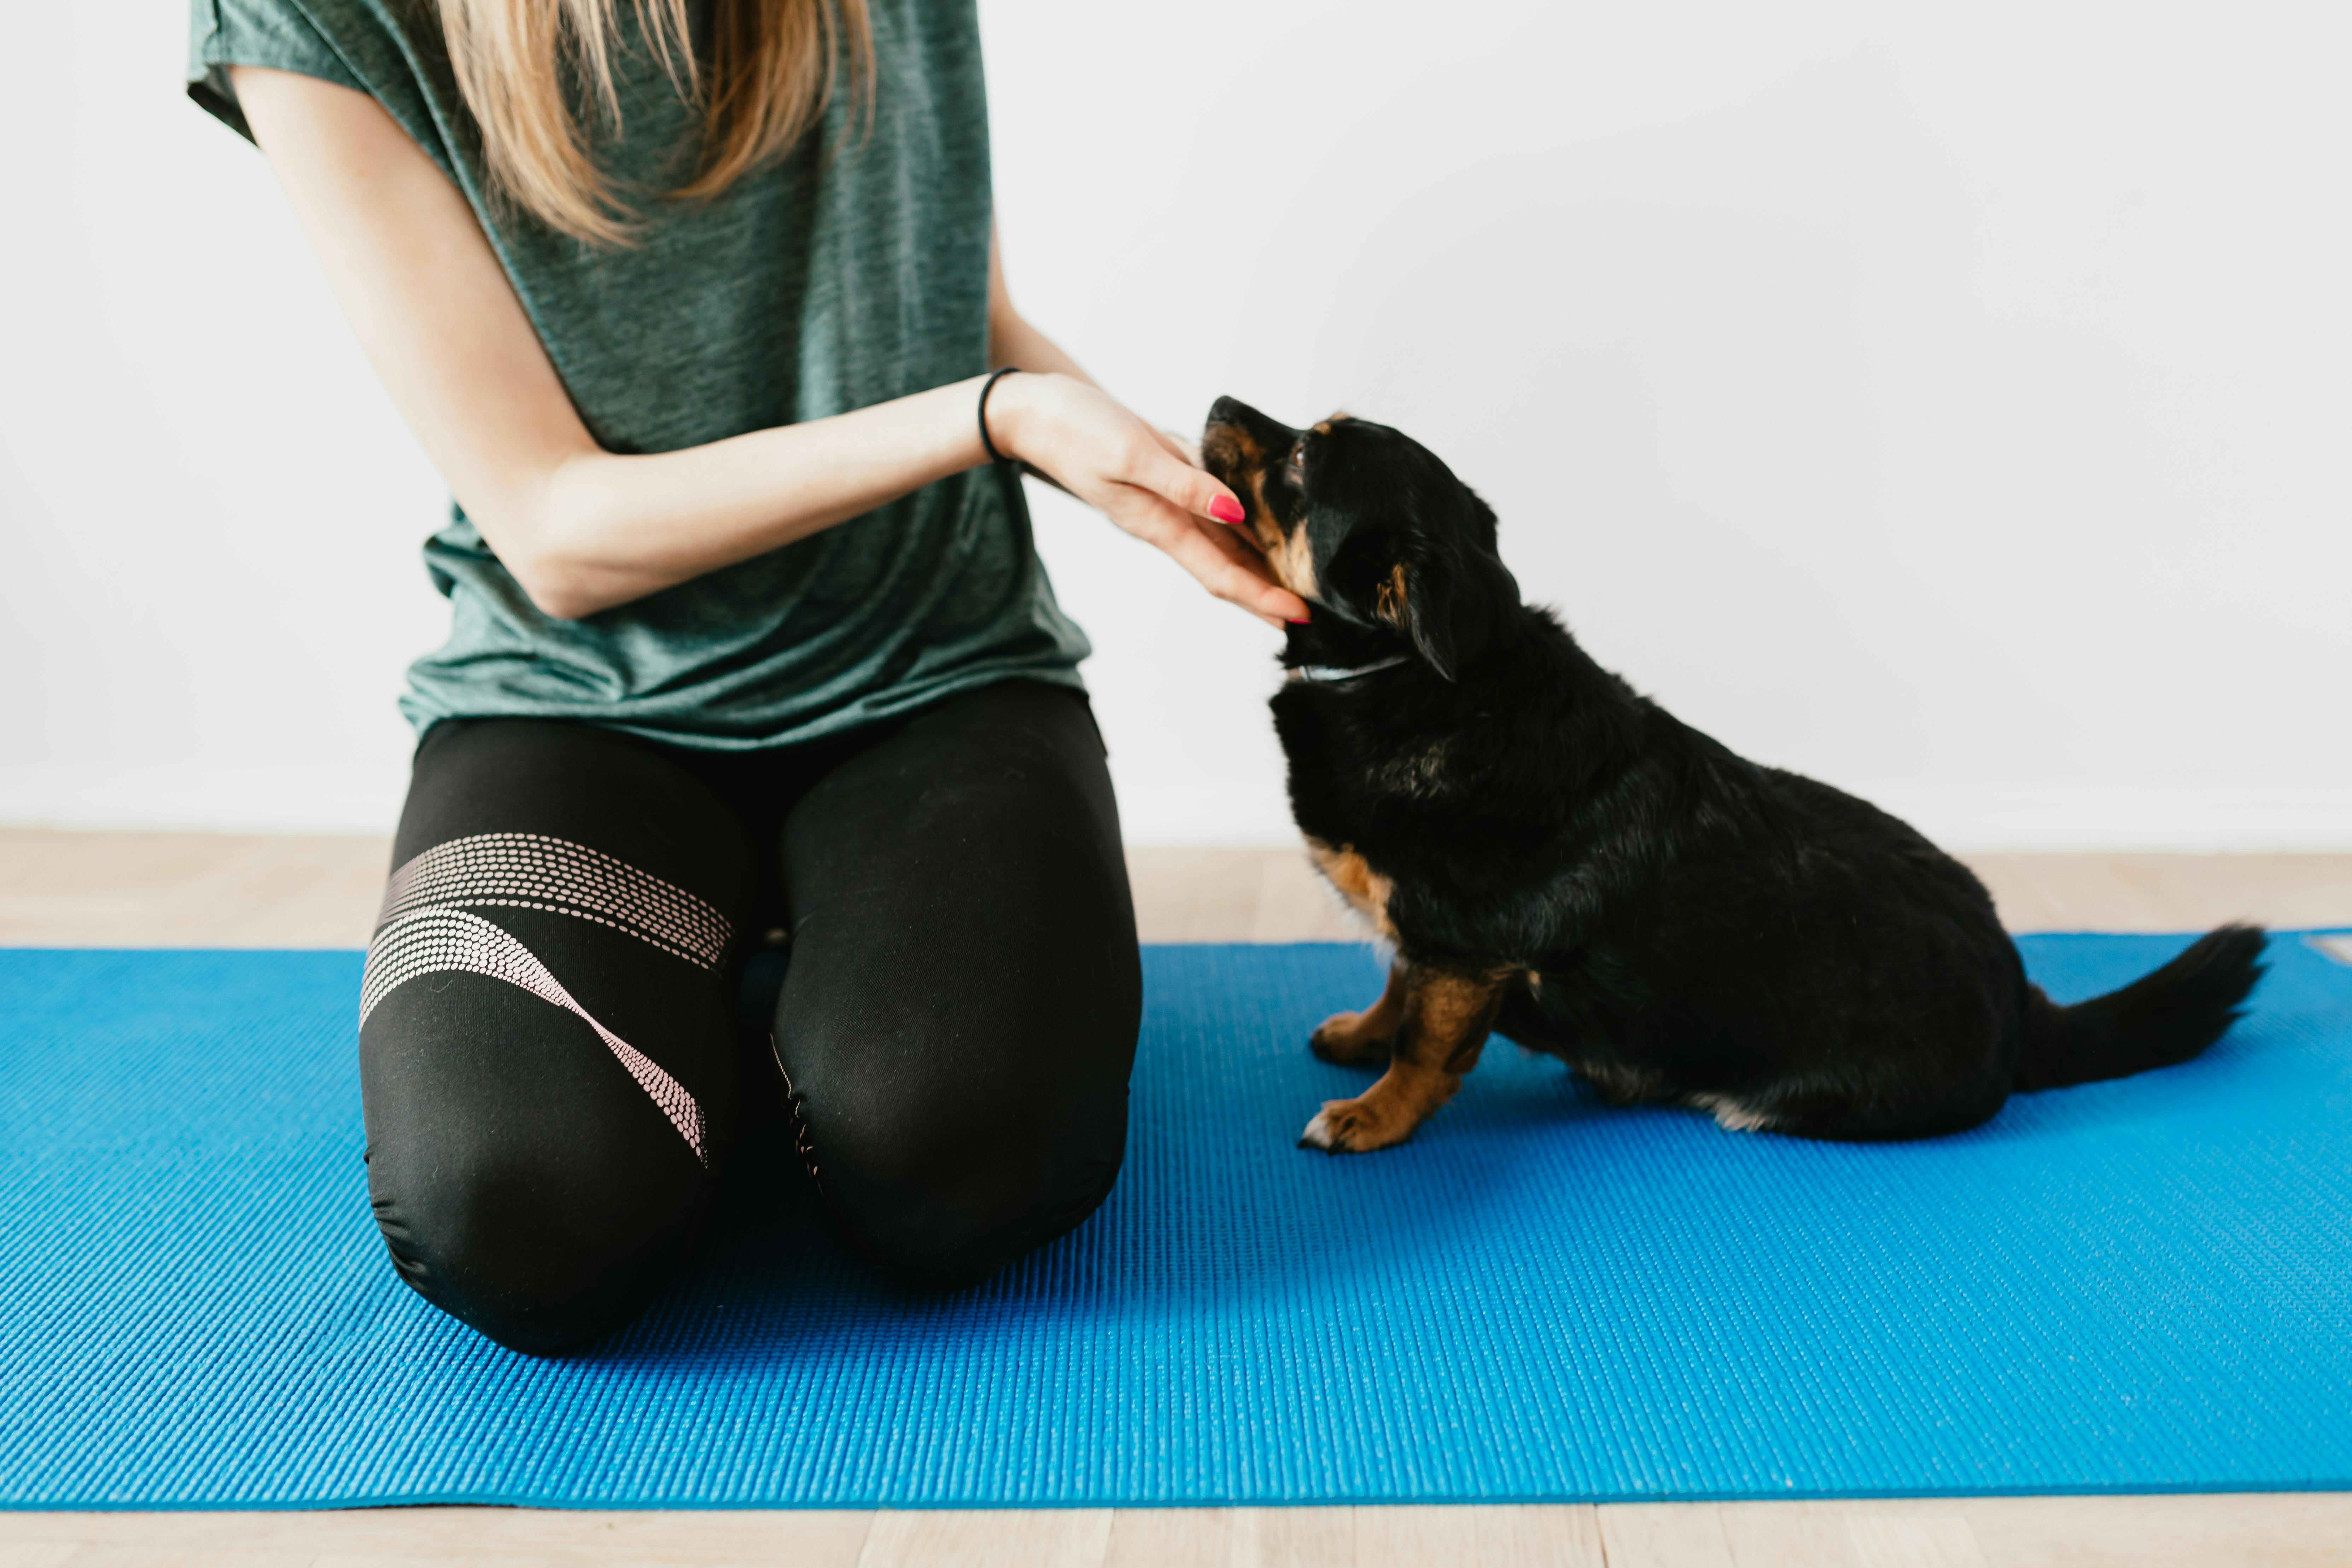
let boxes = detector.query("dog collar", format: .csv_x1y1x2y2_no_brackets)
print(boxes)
1287,653,1413,684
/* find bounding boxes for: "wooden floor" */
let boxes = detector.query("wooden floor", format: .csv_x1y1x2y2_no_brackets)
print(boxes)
7,831,2352,948
4,830,2350,1567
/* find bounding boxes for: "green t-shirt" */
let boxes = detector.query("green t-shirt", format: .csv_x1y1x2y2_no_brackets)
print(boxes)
188,0,1088,749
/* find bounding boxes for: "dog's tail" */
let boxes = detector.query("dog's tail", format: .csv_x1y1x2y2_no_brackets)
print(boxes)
2015,923,2267,1092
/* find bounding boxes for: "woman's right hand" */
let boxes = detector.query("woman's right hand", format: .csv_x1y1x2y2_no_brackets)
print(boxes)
986,372,1309,628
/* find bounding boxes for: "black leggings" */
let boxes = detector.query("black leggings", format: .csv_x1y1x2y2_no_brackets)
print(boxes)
360,681,1140,1356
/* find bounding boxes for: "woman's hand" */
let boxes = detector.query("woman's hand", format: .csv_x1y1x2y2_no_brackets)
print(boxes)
986,372,1309,628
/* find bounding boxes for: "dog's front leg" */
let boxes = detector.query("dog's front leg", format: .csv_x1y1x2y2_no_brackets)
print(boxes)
1300,963,1505,1154
1310,958,1407,1066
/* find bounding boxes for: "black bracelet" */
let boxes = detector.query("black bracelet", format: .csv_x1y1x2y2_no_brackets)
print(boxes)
977,366,1020,464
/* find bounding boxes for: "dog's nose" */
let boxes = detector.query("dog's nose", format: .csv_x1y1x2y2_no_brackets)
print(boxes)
1207,394,1253,429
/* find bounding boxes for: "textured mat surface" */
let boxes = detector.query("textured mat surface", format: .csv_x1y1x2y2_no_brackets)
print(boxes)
4,936,2351,1509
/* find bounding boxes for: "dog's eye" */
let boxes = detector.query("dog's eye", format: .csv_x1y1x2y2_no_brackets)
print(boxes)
1285,442,1306,477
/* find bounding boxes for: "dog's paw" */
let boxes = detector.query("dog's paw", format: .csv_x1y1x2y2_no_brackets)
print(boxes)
1298,1095,1414,1154
1309,1010,1393,1067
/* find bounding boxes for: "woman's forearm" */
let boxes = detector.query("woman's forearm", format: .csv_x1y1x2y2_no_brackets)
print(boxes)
522,375,995,619
525,298,1096,619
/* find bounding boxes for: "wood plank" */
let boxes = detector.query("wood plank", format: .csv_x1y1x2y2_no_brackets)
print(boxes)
1470,1504,1607,1568
1843,1512,1988,1568
1228,1507,1354,1568
1959,853,2352,933
856,1509,1111,1568
8,833,2352,947
1597,1503,1737,1568
1249,851,1359,944
1104,1508,1230,1568
1349,1504,1473,1568
0,1511,873,1568
1126,849,1261,943
1717,1500,1863,1567
40,1553,313,1568
1959,1492,2352,1568
0,829,387,948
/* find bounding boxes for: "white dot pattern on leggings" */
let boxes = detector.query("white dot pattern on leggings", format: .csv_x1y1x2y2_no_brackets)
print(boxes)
376,833,730,970
360,907,708,1165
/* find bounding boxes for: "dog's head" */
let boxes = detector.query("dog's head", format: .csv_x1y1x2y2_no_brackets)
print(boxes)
1201,397,1514,680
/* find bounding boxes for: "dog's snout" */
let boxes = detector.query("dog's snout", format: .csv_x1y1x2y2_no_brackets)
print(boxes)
1202,397,1298,467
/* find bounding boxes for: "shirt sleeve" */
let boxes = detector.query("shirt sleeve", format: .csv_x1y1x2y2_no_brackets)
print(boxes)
187,0,369,143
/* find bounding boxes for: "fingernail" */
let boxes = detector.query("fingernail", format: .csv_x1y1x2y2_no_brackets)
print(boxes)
1286,615,1311,625
1210,496,1246,525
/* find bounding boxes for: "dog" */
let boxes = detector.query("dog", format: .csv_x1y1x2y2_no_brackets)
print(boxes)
1201,397,2266,1154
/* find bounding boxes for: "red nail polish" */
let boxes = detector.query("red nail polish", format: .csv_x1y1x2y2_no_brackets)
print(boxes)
1285,616,1310,625
1210,496,1246,525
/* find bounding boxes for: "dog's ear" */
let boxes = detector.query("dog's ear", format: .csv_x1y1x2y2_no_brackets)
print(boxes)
1371,546,1457,681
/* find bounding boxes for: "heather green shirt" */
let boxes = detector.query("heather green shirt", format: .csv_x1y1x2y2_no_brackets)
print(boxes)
189,0,1088,748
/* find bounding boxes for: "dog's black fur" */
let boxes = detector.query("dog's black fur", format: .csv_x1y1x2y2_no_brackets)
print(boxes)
1202,396,2266,1153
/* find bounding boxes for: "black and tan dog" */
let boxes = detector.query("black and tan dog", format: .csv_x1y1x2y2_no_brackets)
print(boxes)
1202,396,2265,1154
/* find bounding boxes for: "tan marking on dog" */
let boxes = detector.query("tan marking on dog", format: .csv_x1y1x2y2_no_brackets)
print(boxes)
1310,957,1407,1067
1311,413,1353,433
1203,420,1263,470
1231,460,1320,598
1269,519,1317,599
1301,964,1508,1153
1373,564,1410,627
1210,416,1320,599
1305,837,1394,939
1403,967,1510,1075
1236,463,1274,546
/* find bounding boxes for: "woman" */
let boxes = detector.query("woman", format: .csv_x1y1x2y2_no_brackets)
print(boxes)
188,0,1307,1356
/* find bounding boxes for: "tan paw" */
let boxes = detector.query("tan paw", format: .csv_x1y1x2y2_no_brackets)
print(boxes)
1298,1094,1418,1154
1309,1010,1394,1067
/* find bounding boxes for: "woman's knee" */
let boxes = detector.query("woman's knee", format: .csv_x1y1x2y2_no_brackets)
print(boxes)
361,991,717,1355
368,1128,708,1355
358,961,729,1352
803,1065,1131,1290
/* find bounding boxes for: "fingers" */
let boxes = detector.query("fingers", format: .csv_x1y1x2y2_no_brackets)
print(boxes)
1128,439,1246,528
1114,488,1308,625
1196,513,1288,584
1154,427,1205,469
1192,517,1309,622
1031,384,1303,622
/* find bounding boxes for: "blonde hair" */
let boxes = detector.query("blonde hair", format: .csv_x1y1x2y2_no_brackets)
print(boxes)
436,0,873,246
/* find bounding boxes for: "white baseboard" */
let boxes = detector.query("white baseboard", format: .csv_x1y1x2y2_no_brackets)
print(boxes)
0,764,409,837
4,765,2350,852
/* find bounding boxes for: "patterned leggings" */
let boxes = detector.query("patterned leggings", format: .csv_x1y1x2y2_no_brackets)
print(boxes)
359,682,1140,1356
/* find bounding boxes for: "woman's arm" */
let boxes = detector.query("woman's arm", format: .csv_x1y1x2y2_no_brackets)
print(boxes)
232,66,1306,624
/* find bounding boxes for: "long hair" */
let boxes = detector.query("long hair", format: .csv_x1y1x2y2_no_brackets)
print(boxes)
435,0,873,246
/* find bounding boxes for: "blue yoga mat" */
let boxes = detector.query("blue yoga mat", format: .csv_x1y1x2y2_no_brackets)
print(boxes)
4,935,2351,1509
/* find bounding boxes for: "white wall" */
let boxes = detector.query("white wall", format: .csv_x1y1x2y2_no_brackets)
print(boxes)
3,1,2347,848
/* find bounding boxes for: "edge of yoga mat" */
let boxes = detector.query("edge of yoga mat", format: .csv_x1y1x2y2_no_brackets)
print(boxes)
6,933,2352,1511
